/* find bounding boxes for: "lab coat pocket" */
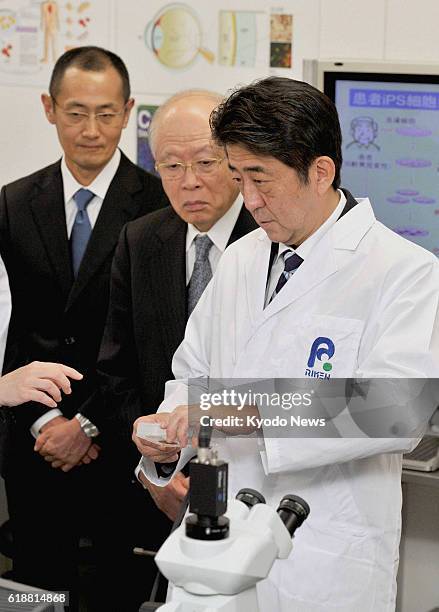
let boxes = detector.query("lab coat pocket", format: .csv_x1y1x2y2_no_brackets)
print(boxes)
281,314,365,379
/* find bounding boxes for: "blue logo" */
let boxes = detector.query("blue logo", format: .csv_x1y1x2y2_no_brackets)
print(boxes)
305,337,335,379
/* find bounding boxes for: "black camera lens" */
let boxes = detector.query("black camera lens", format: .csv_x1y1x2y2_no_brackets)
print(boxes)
277,494,310,537
185,514,229,541
236,488,266,508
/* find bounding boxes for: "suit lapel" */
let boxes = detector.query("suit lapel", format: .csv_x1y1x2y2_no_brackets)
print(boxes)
339,188,358,218
65,154,142,310
227,205,257,246
152,206,255,364
245,232,278,327
29,162,73,299
151,212,187,363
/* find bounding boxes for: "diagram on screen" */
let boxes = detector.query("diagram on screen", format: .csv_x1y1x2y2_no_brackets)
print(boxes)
338,80,439,255
346,116,380,151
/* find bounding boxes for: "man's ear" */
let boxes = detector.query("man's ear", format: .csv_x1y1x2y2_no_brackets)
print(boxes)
314,156,336,195
122,97,135,129
41,93,56,124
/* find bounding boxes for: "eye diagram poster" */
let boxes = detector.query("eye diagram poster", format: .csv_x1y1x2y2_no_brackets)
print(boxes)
336,79,439,256
116,0,319,96
0,0,111,86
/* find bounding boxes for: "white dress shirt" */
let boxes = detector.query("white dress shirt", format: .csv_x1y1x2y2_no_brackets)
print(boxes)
31,149,121,437
62,148,121,237
265,189,346,307
185,195,243,284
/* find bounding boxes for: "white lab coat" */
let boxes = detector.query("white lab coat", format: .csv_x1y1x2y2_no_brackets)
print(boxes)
141,199,439,611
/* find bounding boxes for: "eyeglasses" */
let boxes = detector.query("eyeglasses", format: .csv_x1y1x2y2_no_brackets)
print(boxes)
52,97,128,127
155,158,224,180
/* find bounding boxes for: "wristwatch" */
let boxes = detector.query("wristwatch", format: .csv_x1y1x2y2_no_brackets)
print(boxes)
74,413,99,438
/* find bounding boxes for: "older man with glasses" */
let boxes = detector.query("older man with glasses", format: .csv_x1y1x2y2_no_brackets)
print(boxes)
0,46,168,610
76,89,256,604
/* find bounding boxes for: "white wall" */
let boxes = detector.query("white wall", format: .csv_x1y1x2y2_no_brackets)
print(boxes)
398,482,439,612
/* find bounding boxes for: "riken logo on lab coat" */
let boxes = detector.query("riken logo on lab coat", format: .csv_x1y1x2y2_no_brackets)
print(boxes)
305,337,335,379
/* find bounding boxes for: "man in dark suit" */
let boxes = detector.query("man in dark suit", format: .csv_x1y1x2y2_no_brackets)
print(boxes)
79,91,256,573
0,46,167,609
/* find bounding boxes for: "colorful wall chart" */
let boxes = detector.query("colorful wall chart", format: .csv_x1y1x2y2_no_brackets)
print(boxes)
0,0,111,86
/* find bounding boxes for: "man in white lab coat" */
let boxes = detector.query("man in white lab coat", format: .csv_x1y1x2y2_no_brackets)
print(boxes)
132,77,439,611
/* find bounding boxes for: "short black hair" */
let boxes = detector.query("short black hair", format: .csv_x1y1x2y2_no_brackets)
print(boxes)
210,76,342,189
49,46,131,102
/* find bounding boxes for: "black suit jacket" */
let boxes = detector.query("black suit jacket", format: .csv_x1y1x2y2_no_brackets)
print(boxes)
82,204,257,442
0,151,169,432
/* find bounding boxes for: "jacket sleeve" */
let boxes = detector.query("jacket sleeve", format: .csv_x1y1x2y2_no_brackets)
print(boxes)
80,223,143,436
138,276,216,486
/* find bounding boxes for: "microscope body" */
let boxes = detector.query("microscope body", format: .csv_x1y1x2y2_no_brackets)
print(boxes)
155,498,293,611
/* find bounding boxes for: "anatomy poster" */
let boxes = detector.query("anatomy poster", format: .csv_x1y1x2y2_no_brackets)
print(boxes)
0,0,111,86
115,0,319,96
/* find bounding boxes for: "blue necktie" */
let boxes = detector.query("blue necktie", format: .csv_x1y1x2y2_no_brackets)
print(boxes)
270,249,303,303
71,188,94,277
188,235,213,315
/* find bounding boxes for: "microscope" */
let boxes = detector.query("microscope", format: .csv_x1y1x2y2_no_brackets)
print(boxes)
154,427,310,611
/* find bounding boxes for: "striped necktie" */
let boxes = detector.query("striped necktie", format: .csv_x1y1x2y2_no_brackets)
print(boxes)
188,235,213,315
269,249,303,303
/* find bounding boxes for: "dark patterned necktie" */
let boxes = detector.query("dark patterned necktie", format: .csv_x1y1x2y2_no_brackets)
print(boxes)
188,235,214,315
70,188,94,277
269,249,303,303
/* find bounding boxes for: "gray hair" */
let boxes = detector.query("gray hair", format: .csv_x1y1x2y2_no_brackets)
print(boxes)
148,89,223,157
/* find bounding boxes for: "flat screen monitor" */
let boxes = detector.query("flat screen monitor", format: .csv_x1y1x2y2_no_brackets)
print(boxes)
303,60,439,256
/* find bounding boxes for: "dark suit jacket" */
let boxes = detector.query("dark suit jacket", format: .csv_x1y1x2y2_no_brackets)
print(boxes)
82,204,257,443
0,151,169,434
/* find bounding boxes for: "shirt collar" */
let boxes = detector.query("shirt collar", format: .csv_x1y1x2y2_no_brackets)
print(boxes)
186,194,243,253
61,148,121,203
277,189,346,262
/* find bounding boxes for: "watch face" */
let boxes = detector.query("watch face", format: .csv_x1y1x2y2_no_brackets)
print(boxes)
85,425,98,438
76,415,99,437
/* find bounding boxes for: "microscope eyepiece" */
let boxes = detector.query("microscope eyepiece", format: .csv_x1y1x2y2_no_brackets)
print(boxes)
236,488,266,508
276,494,310,538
